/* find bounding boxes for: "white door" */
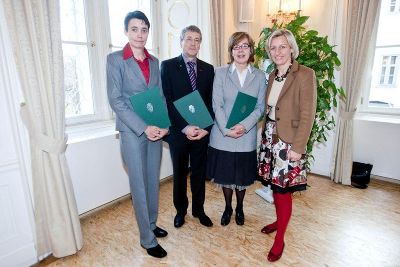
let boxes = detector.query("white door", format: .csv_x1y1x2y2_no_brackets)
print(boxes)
159,0,210,62
0,4,37,266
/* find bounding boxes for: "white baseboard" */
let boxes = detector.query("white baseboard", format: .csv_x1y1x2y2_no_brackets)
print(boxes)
371,175,400,185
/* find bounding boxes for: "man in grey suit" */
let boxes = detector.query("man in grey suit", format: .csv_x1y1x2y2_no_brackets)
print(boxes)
106,11,169,258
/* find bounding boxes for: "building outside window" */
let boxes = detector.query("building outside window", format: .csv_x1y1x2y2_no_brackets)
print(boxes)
379,55,398,86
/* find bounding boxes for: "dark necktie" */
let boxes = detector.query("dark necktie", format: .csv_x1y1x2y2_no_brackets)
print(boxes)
187,61,197,91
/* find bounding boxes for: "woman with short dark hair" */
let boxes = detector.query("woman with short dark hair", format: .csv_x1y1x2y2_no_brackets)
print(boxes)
106,10,169,258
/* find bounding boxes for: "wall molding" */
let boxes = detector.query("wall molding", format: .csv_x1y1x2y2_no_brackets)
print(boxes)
0,160,19,172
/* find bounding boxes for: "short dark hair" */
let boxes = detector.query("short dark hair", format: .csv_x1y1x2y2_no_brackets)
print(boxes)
180,25,202,42
124,10,150,31
227,32,255,64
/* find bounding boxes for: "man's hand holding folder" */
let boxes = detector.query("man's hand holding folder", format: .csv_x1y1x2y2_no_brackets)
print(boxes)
173,90,214,129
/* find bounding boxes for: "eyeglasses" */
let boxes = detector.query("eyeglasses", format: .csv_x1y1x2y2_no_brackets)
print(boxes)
232,43,250,50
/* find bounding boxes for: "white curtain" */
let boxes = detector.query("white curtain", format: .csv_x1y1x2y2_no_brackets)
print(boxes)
331,0,381,184
2,0,83,258
210,0,225,67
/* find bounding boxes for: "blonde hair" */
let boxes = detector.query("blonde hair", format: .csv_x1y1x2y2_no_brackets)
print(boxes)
265,29,299,60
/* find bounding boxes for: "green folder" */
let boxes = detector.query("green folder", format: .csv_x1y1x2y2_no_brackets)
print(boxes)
226,92,257,129
129,87,171,128
173,90,213,129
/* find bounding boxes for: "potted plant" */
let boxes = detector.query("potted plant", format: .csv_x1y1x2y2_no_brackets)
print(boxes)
255,15,346,170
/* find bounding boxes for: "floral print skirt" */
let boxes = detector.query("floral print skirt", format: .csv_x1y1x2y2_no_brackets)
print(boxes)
257,120,307,193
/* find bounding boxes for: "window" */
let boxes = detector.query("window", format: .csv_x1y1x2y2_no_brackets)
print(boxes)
61,0,94,119
389,0,400,13
60,0,158,124
362,0,400,113
379,55,398,85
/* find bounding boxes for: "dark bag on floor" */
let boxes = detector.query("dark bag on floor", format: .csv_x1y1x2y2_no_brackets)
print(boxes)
351,162,373,189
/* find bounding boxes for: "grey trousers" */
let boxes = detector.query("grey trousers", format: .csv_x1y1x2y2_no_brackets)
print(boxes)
120,131,162,248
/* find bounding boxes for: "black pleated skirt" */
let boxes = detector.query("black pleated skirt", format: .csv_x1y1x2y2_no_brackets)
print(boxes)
207,146,257,190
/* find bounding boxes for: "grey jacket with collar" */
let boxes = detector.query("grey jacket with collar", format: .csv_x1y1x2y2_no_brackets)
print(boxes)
209,64,267,152
106,50,164,135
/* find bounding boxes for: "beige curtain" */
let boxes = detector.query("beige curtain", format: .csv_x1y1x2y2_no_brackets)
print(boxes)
210,0,225,67
3,0,83,258
331,0,381,184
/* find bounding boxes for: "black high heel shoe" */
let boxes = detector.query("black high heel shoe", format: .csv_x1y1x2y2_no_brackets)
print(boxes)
220,208,233,226
235,208,245,225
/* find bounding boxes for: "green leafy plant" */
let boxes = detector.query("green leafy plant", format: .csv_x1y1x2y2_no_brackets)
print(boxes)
255,15,346,170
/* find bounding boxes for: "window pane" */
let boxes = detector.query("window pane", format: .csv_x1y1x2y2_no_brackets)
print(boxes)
380,66,386,84
388,75,394,84
390,0,396,12
390,66,395,75
63,44,94,118
391,56,397,64
368,0,400,109
108,0,152,49
60,0,87,42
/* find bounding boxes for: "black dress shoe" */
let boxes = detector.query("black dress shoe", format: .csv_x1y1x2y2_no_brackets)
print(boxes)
153,226,168,238
220,208,233,226
193,212,213,227
174,213,185,228
235,209,245,225
146,244,167,258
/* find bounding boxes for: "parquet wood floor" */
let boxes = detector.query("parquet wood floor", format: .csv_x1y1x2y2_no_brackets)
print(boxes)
38,175,400,266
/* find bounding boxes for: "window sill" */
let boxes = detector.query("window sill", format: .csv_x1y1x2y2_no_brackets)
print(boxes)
355,112,400,124
66,120,117,144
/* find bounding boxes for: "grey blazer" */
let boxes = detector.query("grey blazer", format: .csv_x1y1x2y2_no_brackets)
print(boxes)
106,50,164,135
209,64,267,152
106,49,164,248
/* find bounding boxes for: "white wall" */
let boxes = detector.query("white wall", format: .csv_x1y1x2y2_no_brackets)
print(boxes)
66,134,129,214
353,119,400,179
66,134,173,214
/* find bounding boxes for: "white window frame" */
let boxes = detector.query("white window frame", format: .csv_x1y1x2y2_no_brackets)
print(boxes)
62,0,160,126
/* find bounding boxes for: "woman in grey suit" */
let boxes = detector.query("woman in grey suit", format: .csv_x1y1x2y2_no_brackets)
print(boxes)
207,32,266,226
106,11,169,258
